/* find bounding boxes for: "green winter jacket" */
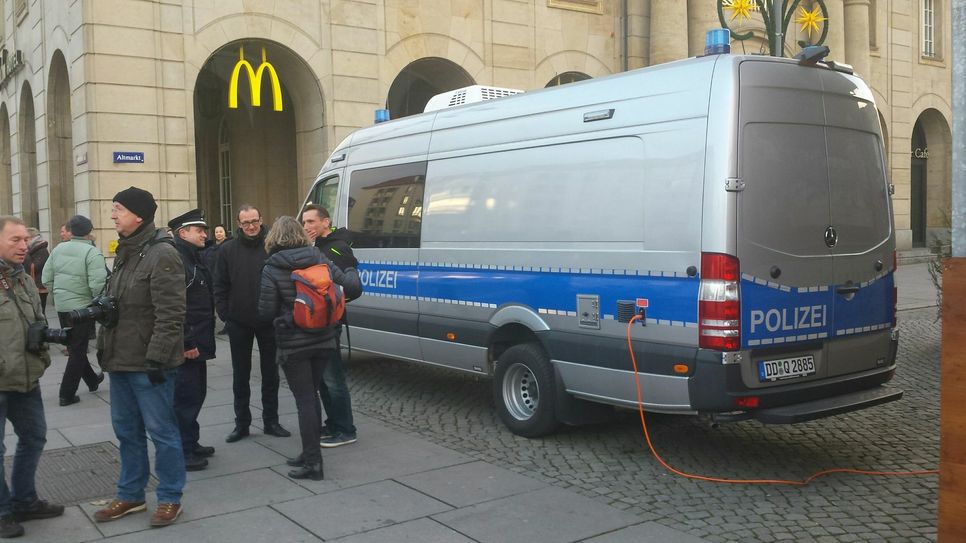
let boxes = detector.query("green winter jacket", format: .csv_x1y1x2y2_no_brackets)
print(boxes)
96,224,185,372
41,238,108,311
0,259,52,392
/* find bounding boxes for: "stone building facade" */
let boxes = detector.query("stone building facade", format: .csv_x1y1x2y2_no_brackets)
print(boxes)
0,0,952,252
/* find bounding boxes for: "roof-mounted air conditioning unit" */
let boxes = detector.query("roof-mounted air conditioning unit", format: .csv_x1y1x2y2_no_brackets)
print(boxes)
423,85,524,112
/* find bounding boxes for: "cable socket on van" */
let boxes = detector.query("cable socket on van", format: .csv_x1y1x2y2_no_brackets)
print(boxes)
698,253,741,351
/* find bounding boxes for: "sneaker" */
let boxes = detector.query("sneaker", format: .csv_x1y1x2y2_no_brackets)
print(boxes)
12,499,65,522
93,499,146,522
320,433,357,448
88,372,105,393
319,425,335,439
0,514,24,538
150,503,182,527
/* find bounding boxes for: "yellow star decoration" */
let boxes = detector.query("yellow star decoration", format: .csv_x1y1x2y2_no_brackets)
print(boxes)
795,4,827,40
723,0,758,23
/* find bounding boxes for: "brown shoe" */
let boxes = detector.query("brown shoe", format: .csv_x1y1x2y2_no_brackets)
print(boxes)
150,503,182,527
93,499,146,522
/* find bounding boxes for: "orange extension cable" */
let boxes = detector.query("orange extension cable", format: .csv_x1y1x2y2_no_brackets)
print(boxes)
625,315,939,485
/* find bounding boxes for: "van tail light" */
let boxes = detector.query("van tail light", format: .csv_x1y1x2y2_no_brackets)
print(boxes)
699,252,741,351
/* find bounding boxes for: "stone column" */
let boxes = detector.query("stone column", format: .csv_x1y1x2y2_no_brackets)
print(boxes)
824,0,846,63
627,0,648,69
650,0,689,65
843,0,871,78
687,0,722,57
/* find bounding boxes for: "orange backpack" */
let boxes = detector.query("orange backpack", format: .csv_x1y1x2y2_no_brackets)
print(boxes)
291,264,345,329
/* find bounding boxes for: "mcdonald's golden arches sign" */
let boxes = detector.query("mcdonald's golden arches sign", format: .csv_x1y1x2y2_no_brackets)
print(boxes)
228,46,283,112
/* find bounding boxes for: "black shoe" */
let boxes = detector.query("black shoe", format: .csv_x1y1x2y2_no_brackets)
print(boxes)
88,372,105,393
263,423,291,438
193,445,215,457
285,453,304,467
225,427,249,443
288,463,323,481
58,396,79,407
0,514,23,538
184,454,208,472
12,499,65,522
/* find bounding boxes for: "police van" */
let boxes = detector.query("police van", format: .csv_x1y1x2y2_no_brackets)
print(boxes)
301,50,901,437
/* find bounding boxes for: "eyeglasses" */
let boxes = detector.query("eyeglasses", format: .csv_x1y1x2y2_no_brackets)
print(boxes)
239,219,261,226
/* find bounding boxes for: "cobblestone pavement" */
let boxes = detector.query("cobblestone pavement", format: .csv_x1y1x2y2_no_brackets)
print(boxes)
343,307,939,543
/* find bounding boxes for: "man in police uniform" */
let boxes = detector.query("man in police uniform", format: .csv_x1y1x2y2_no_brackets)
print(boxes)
168,209,217,472
0,216,65,538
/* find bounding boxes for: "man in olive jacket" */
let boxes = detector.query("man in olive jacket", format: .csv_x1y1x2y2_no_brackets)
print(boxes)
93,187,187,529
0,216,65,538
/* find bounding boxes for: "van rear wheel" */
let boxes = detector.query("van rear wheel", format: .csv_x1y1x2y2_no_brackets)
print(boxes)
494,343,559,437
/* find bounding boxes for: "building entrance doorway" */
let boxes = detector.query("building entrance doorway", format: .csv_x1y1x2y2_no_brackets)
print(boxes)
193,41,324,226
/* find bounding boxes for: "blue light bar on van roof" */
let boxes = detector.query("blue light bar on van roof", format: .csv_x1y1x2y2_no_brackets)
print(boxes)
705,29,731,55
374,109,390,124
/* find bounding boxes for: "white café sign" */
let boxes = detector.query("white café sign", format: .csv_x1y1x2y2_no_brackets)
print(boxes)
912,147,929,159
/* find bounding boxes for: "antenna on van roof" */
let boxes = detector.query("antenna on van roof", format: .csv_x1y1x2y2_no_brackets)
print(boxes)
795,45,831,66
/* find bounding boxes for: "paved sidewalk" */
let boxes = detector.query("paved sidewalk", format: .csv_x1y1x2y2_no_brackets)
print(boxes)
4,332,705,543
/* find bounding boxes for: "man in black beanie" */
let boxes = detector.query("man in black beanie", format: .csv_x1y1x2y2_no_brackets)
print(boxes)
94,187,188,528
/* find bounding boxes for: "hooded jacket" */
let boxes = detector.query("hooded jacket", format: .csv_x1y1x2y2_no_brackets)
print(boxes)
41,237,108,311
257,245,362,356
0,259,51,392
96,224,186,372
213,226,269,327
174,236,216,360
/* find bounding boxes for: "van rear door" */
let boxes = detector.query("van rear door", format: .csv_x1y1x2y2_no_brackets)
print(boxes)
735,60,894,387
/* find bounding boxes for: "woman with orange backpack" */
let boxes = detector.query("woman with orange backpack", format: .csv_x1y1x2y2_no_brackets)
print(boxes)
256,216,361,480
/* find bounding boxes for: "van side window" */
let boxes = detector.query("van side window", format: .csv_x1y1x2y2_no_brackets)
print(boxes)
347,161,426,248
306,174,340,218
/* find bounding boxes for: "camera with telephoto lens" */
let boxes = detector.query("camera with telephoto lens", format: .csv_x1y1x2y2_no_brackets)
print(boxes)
25,322,72,354
66,295,119,328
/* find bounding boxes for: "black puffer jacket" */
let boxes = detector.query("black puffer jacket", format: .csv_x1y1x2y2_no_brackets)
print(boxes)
174,237,216,360
257,246,361,356
213,226,268,327
315,228,360,302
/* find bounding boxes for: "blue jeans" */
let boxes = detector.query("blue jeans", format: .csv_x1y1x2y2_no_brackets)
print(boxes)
109,371,185,504
319,344,356,435
0,387,47,516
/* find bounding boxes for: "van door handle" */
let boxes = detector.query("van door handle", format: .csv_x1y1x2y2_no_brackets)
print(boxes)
836,285,860,295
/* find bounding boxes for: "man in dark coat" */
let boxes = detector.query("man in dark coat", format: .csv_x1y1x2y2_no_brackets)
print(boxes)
169,209,217,471
94,187,187,528
301,204,359,448
213,205,290,442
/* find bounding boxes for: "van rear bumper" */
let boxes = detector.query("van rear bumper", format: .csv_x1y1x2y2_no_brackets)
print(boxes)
712,386,903,424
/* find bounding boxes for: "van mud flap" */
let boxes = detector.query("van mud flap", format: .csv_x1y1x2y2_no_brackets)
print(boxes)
751,387,903,424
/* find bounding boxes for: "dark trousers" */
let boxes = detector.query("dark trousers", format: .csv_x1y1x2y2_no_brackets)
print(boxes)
0,387,46,516
226,320,279,428
319,339,356,435
57,313,99,399
174,358,208,454
280,349,328,465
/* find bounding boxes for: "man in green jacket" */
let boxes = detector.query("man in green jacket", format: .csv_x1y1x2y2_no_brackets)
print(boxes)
0,216,66,538
41,215,107,406
92,187,187,529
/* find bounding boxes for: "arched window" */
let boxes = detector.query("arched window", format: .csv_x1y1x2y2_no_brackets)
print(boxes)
218,117,232,226
545,72,591,88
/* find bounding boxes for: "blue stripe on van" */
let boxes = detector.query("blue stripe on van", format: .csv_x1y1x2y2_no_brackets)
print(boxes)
358,261,700,325
741,272,894,348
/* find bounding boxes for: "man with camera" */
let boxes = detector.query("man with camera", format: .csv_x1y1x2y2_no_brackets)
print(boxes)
41,214,107,406
0,216,66,538
168,209,216,472
93,187,187,528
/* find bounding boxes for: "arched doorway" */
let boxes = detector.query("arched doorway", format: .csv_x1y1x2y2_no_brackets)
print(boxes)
386,58,474,119
545,71,591,88
0,105,11,215
910,109,952,249
194,41,324,225
19,81,38,229
47,50,74,232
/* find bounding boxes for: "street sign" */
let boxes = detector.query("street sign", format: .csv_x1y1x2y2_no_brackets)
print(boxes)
113,151,144,164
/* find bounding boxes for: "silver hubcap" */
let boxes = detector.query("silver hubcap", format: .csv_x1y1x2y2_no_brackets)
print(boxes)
502,362,539,421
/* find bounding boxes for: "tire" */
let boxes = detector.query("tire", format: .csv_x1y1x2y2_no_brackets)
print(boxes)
493,342,560,437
